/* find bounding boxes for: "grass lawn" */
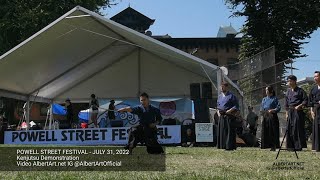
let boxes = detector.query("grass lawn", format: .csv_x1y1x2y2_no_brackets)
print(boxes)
0,145,319,180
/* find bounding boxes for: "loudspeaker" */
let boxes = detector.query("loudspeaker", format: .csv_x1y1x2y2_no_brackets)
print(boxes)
193,99,210,123
202,82,212,99
190,83,201,100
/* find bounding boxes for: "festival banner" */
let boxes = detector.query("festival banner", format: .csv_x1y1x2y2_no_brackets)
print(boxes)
4,125,181,145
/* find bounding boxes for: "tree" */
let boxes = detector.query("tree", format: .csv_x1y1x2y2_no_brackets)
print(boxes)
0,0,117,55
226,0,320,61
301,83,315,139
225,0,320,104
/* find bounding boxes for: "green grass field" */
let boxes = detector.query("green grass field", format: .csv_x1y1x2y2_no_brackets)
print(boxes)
0,145,320,180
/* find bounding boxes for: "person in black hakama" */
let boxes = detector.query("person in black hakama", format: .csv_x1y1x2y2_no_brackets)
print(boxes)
309,71,320,152
285,75,308,151
216,82,240,151
118,92,164,154
260,86,281,151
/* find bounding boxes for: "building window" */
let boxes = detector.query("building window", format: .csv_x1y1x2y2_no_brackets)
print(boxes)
207,58,219,65
227,58,239,70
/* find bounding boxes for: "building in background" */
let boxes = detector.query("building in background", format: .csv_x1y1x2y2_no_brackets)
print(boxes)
217,25,238,38
110,7,155,33
297,77,314,86
111,7,241,82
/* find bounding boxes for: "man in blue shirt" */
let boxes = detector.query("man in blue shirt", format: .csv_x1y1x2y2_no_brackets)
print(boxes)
285,75,308,151
118,92,164,154
216,82,240,150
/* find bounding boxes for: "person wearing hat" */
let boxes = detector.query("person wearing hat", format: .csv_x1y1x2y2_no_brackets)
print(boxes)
285,75,308,151
108,100,116,121
65,98,74,129
309,71,320,152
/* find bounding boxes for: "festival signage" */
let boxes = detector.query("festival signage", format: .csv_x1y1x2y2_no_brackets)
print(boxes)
4,125,181,145
195,123,214,142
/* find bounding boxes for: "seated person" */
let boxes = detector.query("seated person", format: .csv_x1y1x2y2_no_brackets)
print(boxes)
182,128,195,147
246,106,258,136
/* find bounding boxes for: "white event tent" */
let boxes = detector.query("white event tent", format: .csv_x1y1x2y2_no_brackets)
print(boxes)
0,6,242,127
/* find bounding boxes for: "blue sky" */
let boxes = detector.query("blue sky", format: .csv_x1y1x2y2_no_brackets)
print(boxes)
103,0,319,80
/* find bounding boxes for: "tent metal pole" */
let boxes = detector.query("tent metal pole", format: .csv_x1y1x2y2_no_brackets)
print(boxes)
200,64,218,90
51,48,137,99
146,51,209,80
28,41,118,96
49,103,53,130
138,48,141,96
0,89,51,103
26,100,30,130
217,68,222,95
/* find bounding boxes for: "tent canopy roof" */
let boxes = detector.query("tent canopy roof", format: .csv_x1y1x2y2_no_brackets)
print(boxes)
0,6,241,103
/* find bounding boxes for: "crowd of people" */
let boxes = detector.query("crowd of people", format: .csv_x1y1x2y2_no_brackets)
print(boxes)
63,94,117,129
59,71,320,154
216,71,320,152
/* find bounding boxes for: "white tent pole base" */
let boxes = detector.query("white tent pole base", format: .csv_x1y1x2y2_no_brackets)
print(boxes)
26,100,30,130
49,104,53,130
